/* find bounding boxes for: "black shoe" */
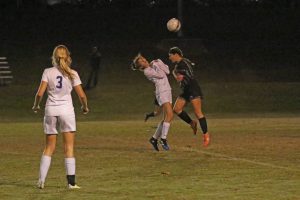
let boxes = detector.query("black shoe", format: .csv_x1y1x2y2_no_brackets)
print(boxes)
160,139,170,151
149,137,159,151
144,113,152,122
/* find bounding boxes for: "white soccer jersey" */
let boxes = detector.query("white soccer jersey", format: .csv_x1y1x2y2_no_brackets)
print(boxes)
41,66,82,116
144,59,171,95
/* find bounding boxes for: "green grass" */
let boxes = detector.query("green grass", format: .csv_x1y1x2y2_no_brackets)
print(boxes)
0,117,299,200
0,40,299,199
1,81,300,122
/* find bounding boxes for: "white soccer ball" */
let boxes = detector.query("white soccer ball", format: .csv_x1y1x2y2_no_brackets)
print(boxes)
167,18,181,32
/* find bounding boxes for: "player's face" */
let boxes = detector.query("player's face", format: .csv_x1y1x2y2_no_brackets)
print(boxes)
137,57,149,69
168,53,176,63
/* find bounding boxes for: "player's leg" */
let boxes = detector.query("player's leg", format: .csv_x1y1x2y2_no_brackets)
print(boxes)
191,98,210,146
85,69,93,90
160,102,173,150
38,135,57,188
145,98,160,122
38,116,58,189
63,132,80,188
149,121,162,151
93,68,97,87
60,114,80,189
173,97,197,134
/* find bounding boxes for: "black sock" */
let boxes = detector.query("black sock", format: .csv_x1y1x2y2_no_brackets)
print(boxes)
146,112,155,117
67,175,75,186
177,111,192,124
199,117,208,134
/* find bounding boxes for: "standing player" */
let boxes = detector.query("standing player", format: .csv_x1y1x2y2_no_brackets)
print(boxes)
132,54,173,151
168,47,210,147
32,45,89,189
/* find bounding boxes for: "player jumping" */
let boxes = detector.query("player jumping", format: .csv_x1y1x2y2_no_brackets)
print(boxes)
168,47,210,147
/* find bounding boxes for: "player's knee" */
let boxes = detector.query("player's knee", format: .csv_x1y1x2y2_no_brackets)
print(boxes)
64,145,74,156
44,145,56,156
194,110,204,118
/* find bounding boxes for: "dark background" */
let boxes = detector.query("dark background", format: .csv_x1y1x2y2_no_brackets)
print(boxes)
1,0,300,83
0,1,300,121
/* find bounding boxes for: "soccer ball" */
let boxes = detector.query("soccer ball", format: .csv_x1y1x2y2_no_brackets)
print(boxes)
167,18,181,32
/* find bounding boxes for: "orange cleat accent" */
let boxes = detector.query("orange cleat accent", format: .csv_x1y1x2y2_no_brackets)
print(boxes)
203,133,210,147
190,120,198,135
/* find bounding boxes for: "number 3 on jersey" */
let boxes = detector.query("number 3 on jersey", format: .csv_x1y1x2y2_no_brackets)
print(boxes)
56,76,63,88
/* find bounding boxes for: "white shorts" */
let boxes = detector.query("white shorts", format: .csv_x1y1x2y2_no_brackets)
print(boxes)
43,114,76,134
156,90,172,106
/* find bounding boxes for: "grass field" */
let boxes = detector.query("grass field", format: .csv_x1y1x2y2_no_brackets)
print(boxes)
0,40,299,199
0,117,299,200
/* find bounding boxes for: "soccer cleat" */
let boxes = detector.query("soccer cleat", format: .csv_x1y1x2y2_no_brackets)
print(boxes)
203,133,210,147
144,113,151,122
190,120,198,135
149,137,159,151
68,184,81,189
144,112,155,122
160,139,170,151
37,180,44,189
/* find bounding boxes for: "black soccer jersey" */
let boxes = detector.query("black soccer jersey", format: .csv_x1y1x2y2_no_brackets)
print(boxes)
173,58,195,88
173,58,203,101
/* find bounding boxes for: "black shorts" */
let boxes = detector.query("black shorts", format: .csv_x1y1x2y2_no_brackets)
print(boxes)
179,79,203,102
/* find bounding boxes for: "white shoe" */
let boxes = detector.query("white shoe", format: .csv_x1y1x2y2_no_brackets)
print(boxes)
68,184,81,189
37,180,44,189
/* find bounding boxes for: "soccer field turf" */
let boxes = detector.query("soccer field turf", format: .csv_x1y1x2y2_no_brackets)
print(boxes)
0,117,299,200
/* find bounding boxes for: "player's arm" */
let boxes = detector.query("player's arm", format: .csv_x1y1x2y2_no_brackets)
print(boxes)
172,69,184,82
32,81,47,113
144,67,165,79
153,59,170,75
74,85,89,114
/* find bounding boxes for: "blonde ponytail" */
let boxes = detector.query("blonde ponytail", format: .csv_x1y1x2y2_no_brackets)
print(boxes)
52,45,75,80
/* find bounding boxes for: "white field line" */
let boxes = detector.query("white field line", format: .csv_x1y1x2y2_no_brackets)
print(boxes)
178,146,300,172
1,145,299,172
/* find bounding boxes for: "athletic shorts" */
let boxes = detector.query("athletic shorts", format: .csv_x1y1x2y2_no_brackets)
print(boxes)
179,79,203,102
156,90,172,106
43,114,76,134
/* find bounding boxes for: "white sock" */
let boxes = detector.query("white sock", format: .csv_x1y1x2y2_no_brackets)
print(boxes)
65,157,76,175
161,122,170,139
153,122,163,139
39,155,51,183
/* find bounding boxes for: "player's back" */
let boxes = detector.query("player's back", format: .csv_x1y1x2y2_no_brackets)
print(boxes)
41,66,81,116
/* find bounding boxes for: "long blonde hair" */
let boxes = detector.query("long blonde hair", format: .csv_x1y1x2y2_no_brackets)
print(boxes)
52,45,74,80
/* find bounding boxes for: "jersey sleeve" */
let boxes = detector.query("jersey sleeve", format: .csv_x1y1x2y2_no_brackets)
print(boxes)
144,67,164,79
174,60,195,87
72,70,82,86
41,69,49,82
154,59,170,75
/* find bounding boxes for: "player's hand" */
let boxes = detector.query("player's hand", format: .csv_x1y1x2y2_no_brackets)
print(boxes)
81,106,89,115
32,105,40,113
175,74,184,82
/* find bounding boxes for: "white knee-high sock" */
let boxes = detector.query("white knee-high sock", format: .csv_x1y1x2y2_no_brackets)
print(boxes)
39,155,51,183
65,157,76,175
161,122,170,139
153,122,163,139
